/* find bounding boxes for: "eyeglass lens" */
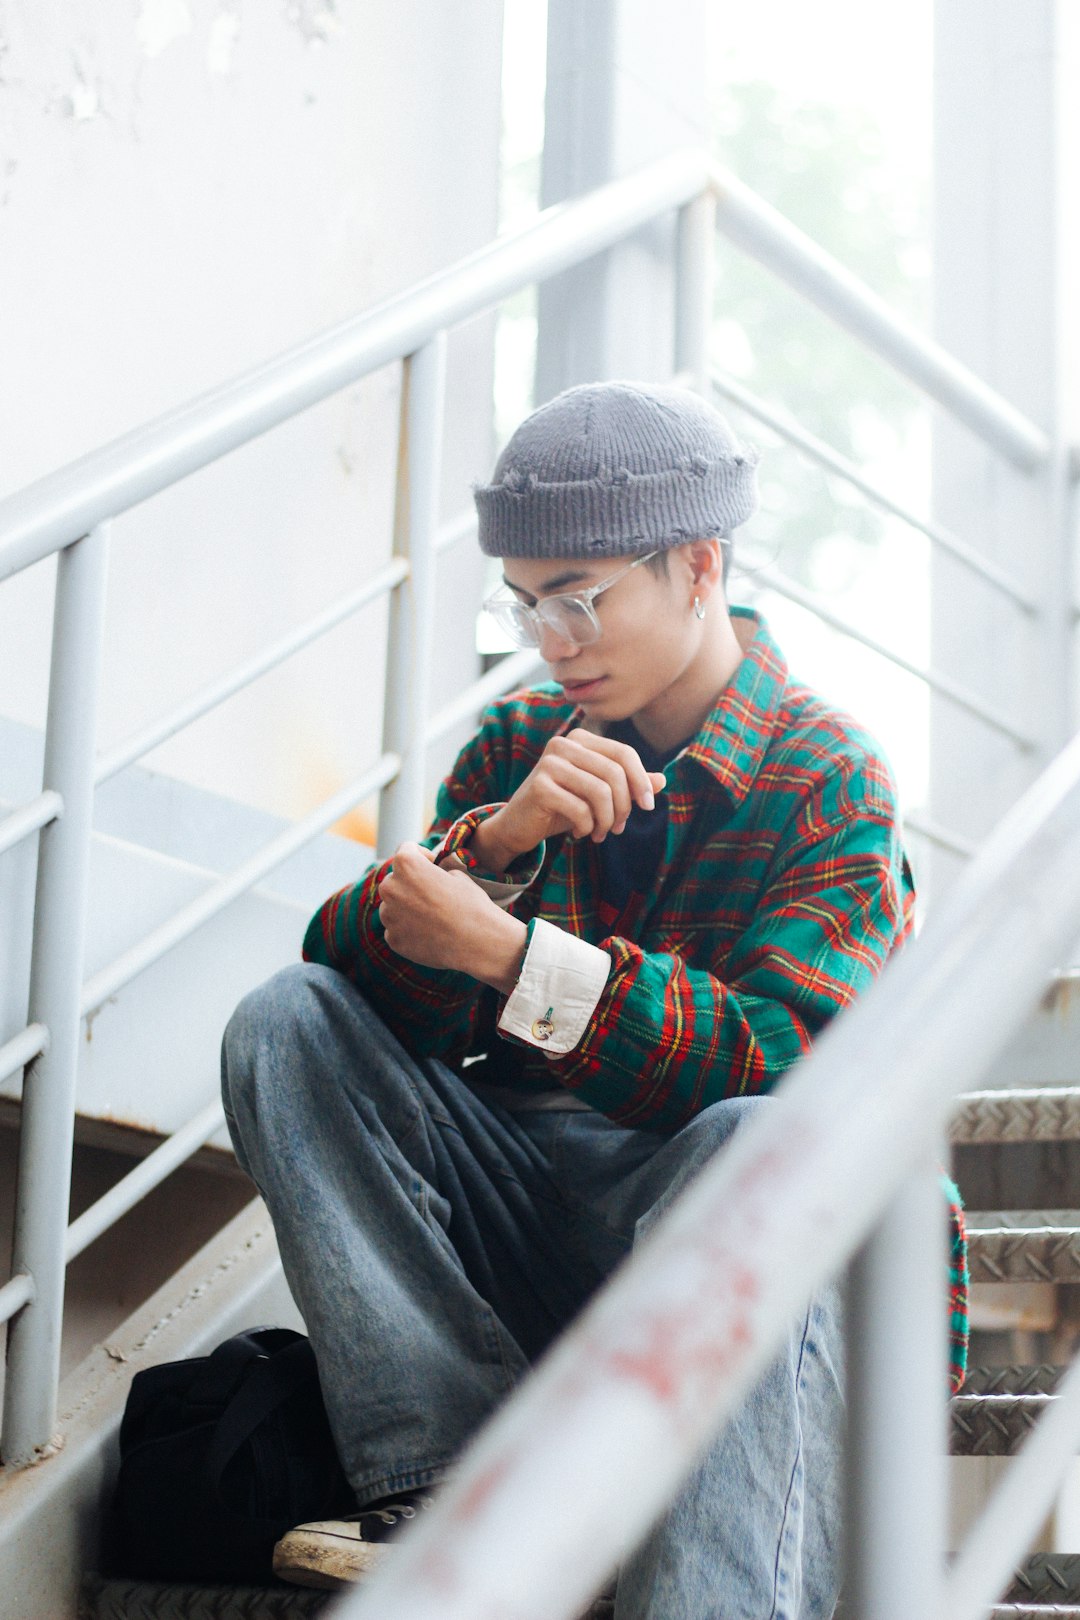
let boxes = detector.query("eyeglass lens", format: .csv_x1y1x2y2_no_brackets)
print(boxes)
489,595,600,648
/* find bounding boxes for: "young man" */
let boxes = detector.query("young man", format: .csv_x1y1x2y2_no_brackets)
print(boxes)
222,381,963,1619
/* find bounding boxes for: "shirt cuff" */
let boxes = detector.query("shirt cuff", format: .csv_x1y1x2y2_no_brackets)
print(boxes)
434,806,544,910
498,917,610,1056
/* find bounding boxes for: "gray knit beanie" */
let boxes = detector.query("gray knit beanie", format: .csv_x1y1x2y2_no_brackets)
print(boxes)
474,380,759,559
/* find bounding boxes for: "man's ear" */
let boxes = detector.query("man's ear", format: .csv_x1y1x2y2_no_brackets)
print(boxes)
686,537,726,606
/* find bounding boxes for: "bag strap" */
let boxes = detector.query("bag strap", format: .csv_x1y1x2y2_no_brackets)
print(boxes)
204,1337,320,1496
186,1328,301,1412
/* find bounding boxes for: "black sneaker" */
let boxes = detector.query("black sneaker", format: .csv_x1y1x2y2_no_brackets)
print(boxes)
272,1491,433,1590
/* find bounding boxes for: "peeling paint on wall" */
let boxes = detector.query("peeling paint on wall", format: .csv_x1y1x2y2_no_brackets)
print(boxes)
137,0,193,59
284,0,341,46
60,73,101,121
207,9,240,76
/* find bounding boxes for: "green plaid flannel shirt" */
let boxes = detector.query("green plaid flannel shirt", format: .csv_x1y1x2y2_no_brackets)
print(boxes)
305,607,968,1388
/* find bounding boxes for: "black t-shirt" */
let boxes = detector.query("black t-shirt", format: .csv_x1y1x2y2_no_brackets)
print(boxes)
595,717,693,923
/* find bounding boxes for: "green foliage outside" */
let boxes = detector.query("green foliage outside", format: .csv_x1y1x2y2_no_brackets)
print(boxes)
712,81,928,587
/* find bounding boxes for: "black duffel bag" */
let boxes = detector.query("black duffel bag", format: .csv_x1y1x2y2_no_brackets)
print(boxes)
107,1326,355,1584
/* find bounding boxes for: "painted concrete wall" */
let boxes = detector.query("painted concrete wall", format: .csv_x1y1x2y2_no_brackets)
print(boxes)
0,0,504,835
930,1,1080,890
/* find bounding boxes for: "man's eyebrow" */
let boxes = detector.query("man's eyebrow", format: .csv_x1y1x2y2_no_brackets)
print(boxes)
502,568,592,597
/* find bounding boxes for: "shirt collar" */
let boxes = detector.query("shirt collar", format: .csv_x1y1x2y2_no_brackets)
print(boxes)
556,606,788,807
675,607,789,806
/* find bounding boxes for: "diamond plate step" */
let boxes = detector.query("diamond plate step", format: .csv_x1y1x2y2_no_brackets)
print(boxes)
951,1365,1062,1456
1007,1555,1080,1604
967,1212,1080,1283
78,1580,332,1619
951,1088,1080,1146
989,1608,1080,1618
79,1575,613,1619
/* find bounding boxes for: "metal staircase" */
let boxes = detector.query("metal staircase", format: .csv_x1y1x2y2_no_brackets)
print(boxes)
67,1038,1080,1618
1,142,1077,1617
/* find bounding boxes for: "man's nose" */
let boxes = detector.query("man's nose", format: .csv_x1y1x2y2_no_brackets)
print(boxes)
537,619,580,662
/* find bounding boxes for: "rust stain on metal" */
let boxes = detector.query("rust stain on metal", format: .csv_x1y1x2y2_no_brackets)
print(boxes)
414,1455,515,1596
607,1264,759,1411
1044,970,1080,1021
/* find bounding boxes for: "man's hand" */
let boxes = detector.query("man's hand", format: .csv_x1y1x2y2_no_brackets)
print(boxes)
378,842,527,994
472,729,667,871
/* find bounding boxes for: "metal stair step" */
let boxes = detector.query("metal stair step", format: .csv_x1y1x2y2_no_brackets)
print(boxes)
967,1212,1080,1283
951,1088,1080,1146
989,1608,1080,1618
951,1365,1062,1456
1006,1555,1080,1604
78,1579,332,1619
79,1575,613,1618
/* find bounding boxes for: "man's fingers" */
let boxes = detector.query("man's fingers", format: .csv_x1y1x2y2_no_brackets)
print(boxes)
544,755,618,840
542,779,599,841
560,728,659,811
556,741,634,825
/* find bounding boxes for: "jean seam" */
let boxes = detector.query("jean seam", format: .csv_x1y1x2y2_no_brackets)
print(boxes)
769,1308,812,1620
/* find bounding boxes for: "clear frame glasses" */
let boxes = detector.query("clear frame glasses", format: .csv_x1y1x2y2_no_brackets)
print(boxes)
482,550,660,650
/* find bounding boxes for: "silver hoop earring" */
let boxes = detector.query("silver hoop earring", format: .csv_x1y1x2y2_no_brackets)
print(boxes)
694,596,706,621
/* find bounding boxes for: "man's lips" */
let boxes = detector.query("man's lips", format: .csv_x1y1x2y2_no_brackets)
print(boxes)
559,675,607,697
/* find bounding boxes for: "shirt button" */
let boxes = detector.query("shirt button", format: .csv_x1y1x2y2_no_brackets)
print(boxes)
531,1008,556,1042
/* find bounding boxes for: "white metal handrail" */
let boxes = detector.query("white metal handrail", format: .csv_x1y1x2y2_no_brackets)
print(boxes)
0,791,63,858
0,1098,228,1331
80,751,400,1020
754,563,1034,749
64,1097,226,1266
0,1024,47,1089
0,154,717,1462
902,809,978,861
0,138,1060,1514
0,158,1048,587
94,559,410,787
710,368,1038,611
710,164,1051,472
0,152,712,585
331,727,1080,1620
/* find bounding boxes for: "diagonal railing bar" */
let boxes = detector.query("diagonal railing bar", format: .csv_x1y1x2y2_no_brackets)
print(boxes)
426,647,546,745
0,1273,34,1329
0,1024,48,1088
434,508,479,554
902,810,977,861
0,791,64,858
710,164,1050,473
94,559,409,785
710,369,1037,611
753,565,1034,749
0,151,711,585
333,728,1080,1620
0,154,1049,591
64,1098,226,1265
80,751,399,1020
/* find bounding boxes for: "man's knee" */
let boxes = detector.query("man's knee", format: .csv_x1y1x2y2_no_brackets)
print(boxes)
221,961,353,1110
676,1091,772,1169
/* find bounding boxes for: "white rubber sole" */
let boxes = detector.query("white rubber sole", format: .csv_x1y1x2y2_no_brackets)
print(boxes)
272,1526,385,1590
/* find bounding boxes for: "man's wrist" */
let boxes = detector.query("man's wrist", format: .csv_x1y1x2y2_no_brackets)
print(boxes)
467,811,525,877
469,908,528,995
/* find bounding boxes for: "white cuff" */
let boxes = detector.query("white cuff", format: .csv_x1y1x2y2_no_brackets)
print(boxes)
498,918,610,1056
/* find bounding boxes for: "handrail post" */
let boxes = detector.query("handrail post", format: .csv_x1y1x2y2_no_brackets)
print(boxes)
2,522,109,1467
378,334,446,860
675,187,716,396
844,1157,948,1620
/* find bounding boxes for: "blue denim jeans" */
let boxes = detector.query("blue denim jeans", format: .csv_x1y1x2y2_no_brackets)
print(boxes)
221,963,842,1620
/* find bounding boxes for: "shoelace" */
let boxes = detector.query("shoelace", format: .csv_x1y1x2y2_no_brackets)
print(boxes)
371,1503,417,1525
